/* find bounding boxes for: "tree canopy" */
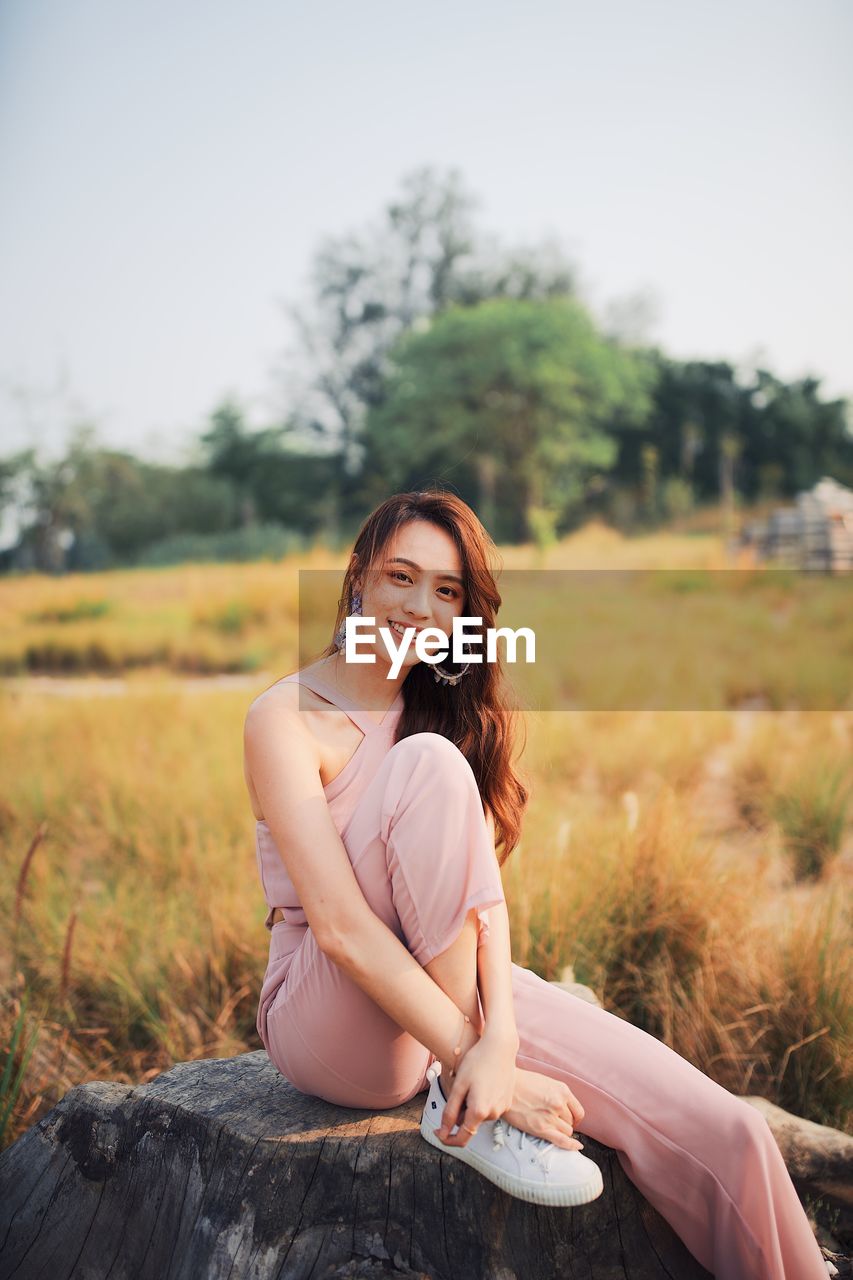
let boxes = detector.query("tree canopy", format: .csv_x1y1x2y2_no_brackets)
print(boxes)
1,167,850,572
363,297,654,542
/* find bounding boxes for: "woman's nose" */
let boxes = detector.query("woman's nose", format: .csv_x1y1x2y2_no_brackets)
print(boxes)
406,591,432,621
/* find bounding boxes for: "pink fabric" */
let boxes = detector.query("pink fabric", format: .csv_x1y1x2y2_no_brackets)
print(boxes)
254,669,827,1280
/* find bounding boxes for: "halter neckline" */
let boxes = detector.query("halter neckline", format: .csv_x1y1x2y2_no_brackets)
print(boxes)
284,664,405,738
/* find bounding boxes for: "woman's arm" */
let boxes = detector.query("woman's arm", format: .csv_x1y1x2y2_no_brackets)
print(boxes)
475,906,519,1045
245,697,483,1070
475,809,519,1049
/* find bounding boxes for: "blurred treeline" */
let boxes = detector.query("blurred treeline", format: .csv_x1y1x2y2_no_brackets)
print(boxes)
2,168,851,575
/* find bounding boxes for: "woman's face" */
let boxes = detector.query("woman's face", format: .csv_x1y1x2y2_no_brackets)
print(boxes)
353,520,467,671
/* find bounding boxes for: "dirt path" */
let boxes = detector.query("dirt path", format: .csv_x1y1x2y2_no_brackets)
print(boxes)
0,672,275,696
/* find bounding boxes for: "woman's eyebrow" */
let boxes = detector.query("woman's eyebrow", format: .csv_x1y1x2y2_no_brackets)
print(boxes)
385,557,464,586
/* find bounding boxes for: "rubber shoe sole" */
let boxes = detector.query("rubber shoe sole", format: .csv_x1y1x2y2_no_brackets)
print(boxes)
420,1068,604,1208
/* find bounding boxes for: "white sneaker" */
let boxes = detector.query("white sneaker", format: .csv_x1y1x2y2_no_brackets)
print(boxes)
420,1062,604,1207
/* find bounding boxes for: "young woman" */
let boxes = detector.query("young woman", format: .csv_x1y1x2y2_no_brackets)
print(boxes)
244,490,830,1280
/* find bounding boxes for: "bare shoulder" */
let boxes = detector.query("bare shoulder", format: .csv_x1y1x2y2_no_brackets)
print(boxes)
246,676,304,722
243,677,322,820
245,680,327,757
244,668,336,757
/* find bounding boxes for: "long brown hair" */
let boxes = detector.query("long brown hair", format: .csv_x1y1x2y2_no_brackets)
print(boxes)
318,488,530,865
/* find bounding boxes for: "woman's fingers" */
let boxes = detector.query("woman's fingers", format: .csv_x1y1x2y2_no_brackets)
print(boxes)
439,1119,472,1146
439,1104,482,1146
439,1110,584,1153
437,1079,469,1144
564,1088,585,1124
436,1073,587,1152
439,1089,490,1147
550,1115,584,1149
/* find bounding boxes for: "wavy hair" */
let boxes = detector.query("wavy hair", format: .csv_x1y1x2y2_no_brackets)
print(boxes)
318,488,530,865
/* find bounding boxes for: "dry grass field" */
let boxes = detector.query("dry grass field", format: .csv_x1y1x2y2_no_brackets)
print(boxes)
1,521,851,1167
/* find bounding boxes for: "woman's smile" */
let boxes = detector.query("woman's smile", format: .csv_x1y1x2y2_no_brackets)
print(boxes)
387,618,429,636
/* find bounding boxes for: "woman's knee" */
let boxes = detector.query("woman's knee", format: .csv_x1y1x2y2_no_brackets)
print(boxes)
387,731,475,791
392,729,465,760
381,731,481,832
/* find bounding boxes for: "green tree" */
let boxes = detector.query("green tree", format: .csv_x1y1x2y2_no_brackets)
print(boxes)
197,398,339,537
363,298,653,541
198,399,264,525
738,372,853,496
614,355,853,508
0,449,35,555
1,420,242,571
9,423,101,572
283,167,580,538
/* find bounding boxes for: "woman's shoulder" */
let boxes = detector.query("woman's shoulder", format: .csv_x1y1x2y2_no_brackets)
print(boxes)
246,664,332,722
243,670,326,821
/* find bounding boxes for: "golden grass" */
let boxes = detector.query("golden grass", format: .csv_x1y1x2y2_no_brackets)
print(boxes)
0,517,736,679
0,559,305,675
2,526,849,717
1,524,851,1150
730,714,853,878
2,685,851,1149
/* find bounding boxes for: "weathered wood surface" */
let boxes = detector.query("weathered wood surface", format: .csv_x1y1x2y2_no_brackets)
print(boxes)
0,1049,713,1280
741,1096,852,1204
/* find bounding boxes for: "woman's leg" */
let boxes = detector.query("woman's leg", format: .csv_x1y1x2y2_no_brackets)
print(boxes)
508,962,828,1280
423,906,486,1080
262,732,504,1107
262,730,827,1278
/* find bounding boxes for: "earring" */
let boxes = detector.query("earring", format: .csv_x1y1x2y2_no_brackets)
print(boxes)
334,589,362,650
432,647,473,686
432,662,471,686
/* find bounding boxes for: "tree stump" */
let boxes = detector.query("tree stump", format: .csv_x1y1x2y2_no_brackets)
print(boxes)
0,1049,713,1280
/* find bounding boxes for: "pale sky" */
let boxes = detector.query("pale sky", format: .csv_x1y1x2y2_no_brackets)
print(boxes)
1,0,851,463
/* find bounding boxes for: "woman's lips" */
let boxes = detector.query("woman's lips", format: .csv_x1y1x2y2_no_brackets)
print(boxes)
387,619,424,635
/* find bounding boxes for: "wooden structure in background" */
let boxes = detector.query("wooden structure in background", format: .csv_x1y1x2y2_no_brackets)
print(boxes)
741,476,853,571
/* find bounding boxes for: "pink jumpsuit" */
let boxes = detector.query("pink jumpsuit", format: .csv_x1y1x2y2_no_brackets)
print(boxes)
254,669,827,1280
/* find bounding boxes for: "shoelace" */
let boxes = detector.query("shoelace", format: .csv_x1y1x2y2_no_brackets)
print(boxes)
491,1117,556,1173
427,1065,557,1174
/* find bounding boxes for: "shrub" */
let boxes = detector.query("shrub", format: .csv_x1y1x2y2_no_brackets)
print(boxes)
135,523,308,566
773,760,853,881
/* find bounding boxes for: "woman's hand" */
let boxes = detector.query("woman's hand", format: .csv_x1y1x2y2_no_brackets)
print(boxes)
436,1027,518,1147
501,1066,586,1151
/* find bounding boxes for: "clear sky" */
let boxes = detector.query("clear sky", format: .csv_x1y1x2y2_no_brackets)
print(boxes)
1,0,851,463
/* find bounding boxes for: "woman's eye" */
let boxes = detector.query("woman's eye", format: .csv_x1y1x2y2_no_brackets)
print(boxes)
389,571,459,600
